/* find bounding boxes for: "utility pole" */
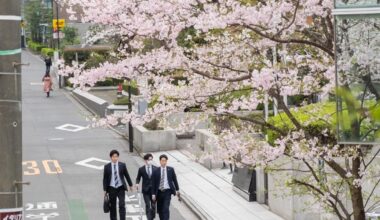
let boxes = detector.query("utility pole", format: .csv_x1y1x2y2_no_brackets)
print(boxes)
52,0,62,88
0,0,23,211
55,0,60,50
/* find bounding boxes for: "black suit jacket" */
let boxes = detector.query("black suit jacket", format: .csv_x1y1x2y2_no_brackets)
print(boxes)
103,162,133,192
136,165,157,194
152,166,179,196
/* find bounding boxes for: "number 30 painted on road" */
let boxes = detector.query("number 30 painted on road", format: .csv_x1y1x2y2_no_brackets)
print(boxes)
23,160,63,175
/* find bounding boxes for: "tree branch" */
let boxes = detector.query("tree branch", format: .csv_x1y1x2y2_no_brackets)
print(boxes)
241,24,334,58
274,0,300,37
203,60,249,74
224,112,287,136
292,179,347,220
190,68,251,82
365,177,380,209
270,89,302,130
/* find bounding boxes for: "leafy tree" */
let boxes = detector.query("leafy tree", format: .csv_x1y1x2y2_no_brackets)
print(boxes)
24,1,52,43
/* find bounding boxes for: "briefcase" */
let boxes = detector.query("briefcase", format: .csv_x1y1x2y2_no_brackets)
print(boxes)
150,202,156,218
103,194,110,213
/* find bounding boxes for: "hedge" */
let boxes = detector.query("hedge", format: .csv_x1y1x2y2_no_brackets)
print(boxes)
113,96,130,105
41,48,55,57
28,41,44,52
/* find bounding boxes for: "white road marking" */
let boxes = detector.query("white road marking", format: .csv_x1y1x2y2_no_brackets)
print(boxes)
30,82,44,86
47,138,64,141
75,157,109,170
55,124,88,132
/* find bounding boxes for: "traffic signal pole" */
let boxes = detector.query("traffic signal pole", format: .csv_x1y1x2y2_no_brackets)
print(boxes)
0,0,23,209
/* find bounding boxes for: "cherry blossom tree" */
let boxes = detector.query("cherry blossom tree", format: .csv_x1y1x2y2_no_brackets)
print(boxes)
58,0,380,219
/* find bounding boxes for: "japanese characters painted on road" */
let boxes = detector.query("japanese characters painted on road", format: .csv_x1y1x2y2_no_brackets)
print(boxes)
125,192,146,220
25,202,58,211
25,201,59,220
75,157,109,170
25,213,59,220
0,208,23,220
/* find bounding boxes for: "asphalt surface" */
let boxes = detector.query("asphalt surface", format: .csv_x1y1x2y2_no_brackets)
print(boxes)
22,51,193,220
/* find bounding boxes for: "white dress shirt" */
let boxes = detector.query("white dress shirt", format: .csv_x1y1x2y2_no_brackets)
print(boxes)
110,162,122,188
161,167,170,189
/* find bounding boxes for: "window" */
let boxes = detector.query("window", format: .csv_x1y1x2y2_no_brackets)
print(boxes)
335,0,380,8
335,13,380,143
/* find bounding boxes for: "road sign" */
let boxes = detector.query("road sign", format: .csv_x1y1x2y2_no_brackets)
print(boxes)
0,208,23,220
52,19,65,29
53,31,65,39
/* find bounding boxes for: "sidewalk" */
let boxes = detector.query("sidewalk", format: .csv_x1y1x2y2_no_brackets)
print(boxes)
150,150,284,220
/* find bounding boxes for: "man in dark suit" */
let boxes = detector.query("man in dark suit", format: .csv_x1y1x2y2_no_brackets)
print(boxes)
136,153,157,220
103,150,133,220
152,154,180,220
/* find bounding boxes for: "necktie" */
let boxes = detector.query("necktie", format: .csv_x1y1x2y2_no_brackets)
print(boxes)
159,168,165,190
147,166,151,178
114,164,119,187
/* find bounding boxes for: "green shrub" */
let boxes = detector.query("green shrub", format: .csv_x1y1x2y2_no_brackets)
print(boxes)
35,45,45,52
95,78,123,87
28,41,43,52
113,96,130,105
143,119,163,130
41,48,55,57
266,102,337,145
122,85,139,95
84,53,106,69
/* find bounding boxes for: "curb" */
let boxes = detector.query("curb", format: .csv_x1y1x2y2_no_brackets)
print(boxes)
179,191,213,220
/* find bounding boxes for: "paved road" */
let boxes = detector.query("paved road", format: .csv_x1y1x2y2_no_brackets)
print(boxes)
22,51,196,220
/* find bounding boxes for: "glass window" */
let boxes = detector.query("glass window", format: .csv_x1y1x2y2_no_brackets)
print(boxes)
335,14,380,144
335,0,380,8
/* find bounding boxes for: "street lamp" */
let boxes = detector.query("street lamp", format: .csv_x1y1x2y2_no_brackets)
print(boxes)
124,77,134,153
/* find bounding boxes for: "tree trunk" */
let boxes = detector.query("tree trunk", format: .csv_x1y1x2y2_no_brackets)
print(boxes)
351,157,365,220
350,186,365,220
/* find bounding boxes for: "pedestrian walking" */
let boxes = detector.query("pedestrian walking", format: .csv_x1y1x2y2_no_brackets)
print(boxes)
135,153,157,220
42,71,53,98
152,154,180,220
44,56,52,73
103,150,134,220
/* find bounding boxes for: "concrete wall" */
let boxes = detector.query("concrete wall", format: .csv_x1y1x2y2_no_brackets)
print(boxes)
267,157,338,220
195,129,223,169
133,126,176,152
72,89,108,117
166,112,210,130
106,104,128,116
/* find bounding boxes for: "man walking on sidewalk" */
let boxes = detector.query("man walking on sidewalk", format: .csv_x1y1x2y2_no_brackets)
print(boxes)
103,150,133,220
44,56,52,73
136,153,157,220
152,154,180,220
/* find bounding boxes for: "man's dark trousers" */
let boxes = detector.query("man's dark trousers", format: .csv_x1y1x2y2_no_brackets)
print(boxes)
143,192,155,220
108,186,126,220
157,189,171,220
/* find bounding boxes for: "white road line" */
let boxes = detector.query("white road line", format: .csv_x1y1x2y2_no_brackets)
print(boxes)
47,138,64,141
0,15,21,21
30,82,44,86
